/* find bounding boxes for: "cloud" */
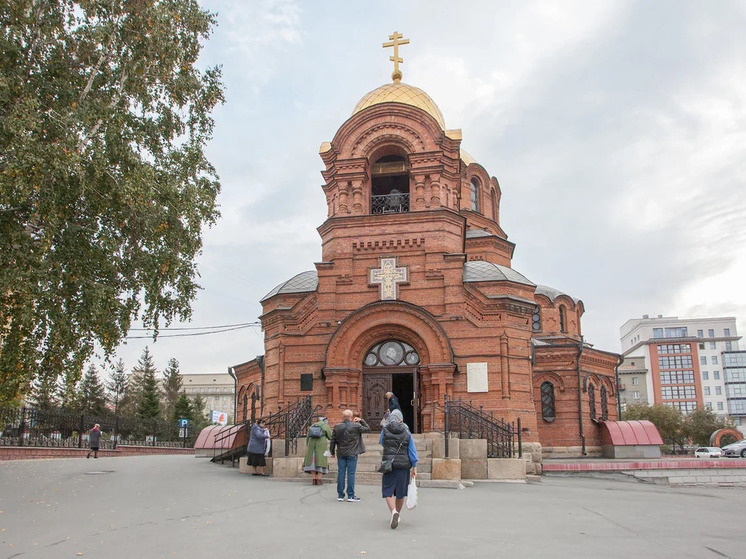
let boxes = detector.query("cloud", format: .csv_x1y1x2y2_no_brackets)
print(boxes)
101,1,746,374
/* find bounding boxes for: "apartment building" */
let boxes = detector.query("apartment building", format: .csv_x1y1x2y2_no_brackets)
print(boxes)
181,372,235,423
618,355,649,412
620,315,740,420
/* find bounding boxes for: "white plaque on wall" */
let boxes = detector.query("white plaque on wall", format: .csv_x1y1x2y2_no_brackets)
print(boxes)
467,362,488,393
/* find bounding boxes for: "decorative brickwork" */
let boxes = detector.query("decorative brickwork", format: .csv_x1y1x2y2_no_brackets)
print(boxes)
234,78,619,457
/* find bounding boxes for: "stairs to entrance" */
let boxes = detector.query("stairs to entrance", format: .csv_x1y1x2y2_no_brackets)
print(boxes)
325,433,432,486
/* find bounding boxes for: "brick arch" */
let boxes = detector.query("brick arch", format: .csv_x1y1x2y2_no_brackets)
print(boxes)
332,104,443,159
534,372,566,392
324,301,453,369
710,428,743,447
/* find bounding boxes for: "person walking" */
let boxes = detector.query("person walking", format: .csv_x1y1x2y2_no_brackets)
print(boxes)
303,415,332,485
247,418,270,476
330,410,370,502
86,424,101,459
380,409,417,529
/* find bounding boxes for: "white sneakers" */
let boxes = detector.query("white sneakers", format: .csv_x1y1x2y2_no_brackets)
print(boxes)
390,510,399,529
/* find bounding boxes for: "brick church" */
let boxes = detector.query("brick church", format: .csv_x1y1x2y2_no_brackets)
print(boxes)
233,33,620,457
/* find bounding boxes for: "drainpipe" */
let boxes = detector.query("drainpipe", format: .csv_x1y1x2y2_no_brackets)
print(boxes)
576,337,586,456
228,367,237,425
614,354,623,420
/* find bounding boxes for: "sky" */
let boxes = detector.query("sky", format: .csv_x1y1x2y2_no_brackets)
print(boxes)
103,0,746,376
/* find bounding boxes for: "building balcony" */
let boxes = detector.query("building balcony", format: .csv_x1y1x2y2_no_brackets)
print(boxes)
371,192,409,214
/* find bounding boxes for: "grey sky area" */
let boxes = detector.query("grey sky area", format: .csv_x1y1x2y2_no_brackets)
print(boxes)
101,1,746,375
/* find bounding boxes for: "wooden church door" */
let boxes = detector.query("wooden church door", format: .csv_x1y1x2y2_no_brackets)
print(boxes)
362,374,391,431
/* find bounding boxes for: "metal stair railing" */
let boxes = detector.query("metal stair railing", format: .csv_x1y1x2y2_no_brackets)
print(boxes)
443,395,521,458
222,396,321,458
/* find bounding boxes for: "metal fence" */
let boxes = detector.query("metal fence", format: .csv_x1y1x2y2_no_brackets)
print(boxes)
0,406,196,449
443,395,521,458
371,192,409,214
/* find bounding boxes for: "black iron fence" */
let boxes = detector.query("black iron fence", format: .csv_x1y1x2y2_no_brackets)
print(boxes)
443,395,521,458
222,396,320,457
0,406,197,449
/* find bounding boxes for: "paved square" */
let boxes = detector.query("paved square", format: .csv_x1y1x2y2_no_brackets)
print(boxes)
1,456,744,558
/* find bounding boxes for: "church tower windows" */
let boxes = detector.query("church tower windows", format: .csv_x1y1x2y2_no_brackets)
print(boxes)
371,154,410,214
532,306,542,332
470,178,480,212
559,305,567,333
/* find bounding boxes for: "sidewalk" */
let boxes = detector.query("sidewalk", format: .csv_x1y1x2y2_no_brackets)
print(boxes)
2,455,744,559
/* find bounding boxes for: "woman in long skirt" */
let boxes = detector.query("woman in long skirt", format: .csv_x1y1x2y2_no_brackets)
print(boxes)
247,418,269,476
380,410,417,529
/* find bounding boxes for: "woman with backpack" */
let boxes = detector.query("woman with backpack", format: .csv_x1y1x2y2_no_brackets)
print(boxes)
303,415,332,485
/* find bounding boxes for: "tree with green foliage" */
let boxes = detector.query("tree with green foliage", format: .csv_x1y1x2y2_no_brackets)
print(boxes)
28,374,59,411
624,402,687,452
190,393,209,431
58,369,82,411
684,407,734,446
106,359,128,418
173,392,193,423
161,358,182,422
79,364,107,416
133,348,160,421
0,0,224,406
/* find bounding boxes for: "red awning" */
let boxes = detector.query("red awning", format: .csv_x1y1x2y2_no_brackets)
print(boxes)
600,420,664,446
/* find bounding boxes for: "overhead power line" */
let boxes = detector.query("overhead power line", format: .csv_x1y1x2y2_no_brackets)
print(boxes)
126,322,261,339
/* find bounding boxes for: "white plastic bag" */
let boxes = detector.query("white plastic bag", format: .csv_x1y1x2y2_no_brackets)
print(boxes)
406,477,418,510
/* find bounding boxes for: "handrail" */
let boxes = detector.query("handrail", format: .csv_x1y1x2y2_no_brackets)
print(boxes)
443,395,520,458
222,396,321,457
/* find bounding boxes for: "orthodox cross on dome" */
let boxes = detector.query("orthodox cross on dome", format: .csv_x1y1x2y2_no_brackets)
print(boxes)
370,257,408,301
382,31,409,83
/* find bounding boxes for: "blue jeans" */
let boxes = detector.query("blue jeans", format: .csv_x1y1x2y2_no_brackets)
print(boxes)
336,455,358,498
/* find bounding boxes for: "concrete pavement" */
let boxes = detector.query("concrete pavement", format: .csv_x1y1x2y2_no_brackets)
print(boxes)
1,455,744,559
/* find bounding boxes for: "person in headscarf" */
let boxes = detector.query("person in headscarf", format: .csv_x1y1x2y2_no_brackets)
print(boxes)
379,409,417,529
303,415,333,485
247,418,270,476
86,424,101,459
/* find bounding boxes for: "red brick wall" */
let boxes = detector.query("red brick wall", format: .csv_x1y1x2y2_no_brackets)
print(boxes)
0,445,193,461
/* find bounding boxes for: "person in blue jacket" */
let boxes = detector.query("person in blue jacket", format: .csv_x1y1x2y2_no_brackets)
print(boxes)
379,409,417,529
247,418,270,476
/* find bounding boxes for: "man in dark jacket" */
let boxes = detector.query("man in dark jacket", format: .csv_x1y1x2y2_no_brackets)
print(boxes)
330,409,370,502
386,392,401,412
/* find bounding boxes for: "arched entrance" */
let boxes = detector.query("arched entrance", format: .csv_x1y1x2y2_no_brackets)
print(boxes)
323,300,456,433
362,340,420,431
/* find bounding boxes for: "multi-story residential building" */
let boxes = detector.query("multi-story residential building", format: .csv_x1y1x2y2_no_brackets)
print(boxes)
620,315,740,419
180,372,235,423
722,351,746,434
618,355,649,412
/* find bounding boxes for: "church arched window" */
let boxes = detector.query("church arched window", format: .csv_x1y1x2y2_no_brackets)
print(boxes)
490,187,498,220
541,381,555,422
242,393,248,422
364,340,419,367
559,305,567,333
532,305,542,332
371,155,409,214
589,383,597,421
601,385,609,420
470,178,480,212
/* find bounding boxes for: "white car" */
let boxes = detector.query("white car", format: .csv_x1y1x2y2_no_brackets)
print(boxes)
721,440,746,458
694,446,722,458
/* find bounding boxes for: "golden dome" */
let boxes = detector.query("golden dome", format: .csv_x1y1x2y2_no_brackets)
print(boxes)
351,82,445,129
